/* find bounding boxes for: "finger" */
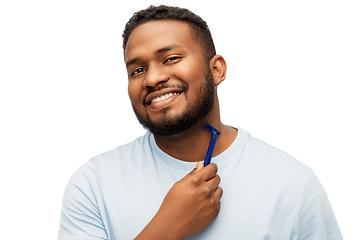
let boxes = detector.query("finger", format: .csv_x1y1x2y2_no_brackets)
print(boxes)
210,187,223,210
216,196,222,214
196,163,218,181
199,174,221,198
211,187,223,214
181,161,204,181
214,186,223,199
195,161,204,172
204,174,221,195
211,174,221,187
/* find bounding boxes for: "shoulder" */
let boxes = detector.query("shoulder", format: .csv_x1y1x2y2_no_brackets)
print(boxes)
94,131,151,161
88,131,152,170
241,129,310,172
65,132,152,192
231,128,312,194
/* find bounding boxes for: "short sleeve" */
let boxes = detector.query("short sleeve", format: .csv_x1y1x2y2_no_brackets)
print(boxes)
58,161,109,240
292,170,343,240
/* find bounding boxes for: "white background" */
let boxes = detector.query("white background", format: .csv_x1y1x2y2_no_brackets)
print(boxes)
1,0,354,239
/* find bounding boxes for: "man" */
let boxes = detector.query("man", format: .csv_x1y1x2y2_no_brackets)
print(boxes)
58,5,342,239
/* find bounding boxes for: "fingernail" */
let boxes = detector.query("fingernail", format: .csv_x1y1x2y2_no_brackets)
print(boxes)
197,161,203,170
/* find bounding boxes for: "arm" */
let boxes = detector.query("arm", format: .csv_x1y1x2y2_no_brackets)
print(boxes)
58,161,222,240
293,170,342,240
134,161,223,240
58,161,109,240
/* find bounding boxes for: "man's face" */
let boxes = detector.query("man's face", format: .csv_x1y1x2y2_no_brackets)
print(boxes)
124,20,216,136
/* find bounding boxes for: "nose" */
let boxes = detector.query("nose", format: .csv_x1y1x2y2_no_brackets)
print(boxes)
143,64,169,88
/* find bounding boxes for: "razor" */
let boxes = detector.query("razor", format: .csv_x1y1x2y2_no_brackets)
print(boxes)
203,122,221,167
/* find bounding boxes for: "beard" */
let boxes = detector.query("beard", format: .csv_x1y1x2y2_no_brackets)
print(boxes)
132,66,216,137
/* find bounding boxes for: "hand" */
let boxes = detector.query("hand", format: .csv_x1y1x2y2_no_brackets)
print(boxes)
135,161,223,240
159,161,223,238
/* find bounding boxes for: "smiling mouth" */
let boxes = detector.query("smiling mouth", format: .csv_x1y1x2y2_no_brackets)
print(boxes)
151,92,180,104
144,87,185,107
145,90,182,110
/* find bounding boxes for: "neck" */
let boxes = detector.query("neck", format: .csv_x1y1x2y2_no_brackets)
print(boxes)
153,116,237,162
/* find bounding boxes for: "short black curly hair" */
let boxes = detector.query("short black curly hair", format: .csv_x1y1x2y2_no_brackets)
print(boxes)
122,5,216,61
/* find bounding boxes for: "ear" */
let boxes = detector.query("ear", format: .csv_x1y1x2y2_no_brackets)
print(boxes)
209,55,227,86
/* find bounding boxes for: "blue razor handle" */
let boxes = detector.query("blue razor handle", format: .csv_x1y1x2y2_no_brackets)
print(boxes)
203,123,221,167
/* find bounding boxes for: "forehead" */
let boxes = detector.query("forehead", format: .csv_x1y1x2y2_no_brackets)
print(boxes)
124,20,201,63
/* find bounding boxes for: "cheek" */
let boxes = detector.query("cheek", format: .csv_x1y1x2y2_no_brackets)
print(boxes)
174,58,206,83
127,82,142,106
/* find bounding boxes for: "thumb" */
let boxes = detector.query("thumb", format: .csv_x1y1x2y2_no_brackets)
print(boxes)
190,161,204,174
181,161,204,181
195,161,204,172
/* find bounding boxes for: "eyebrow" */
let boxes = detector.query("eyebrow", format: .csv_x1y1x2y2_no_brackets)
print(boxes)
155,44,183,54
125,44,183,68
126,57,140,68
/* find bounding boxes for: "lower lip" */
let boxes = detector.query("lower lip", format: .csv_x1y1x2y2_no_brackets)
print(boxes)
149,93,181,110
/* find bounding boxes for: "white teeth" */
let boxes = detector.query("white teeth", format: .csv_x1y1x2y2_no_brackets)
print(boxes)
151,92,179,103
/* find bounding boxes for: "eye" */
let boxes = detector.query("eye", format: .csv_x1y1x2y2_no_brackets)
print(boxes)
164,56,181,64
131,67,146,77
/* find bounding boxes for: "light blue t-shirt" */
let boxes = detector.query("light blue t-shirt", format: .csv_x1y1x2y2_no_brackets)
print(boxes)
58,128,342,239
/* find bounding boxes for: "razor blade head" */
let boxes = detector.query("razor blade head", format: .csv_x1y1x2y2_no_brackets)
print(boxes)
203,122,221,136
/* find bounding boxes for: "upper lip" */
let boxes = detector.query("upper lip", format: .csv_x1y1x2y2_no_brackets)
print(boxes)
144,88,184,106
